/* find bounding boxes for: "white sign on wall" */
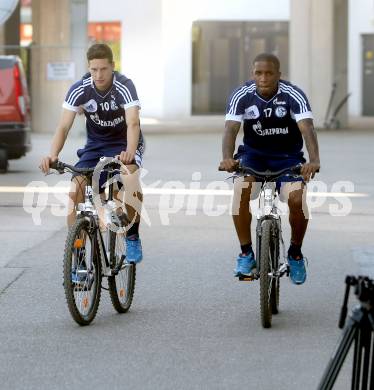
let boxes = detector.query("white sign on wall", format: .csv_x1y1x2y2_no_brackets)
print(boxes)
47,62,75,81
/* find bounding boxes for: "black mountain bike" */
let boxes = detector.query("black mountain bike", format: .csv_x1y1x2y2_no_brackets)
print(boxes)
51,159,136,326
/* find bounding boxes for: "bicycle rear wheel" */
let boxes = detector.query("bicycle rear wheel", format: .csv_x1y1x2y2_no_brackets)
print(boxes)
108,229,136,313
259,219,273,328
63,217,102,326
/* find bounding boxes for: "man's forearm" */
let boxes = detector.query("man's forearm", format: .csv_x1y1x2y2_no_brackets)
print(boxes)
127,124,140,153
222,121,241,159
49,109,76,158
303,127,320,163
222,131,236,159
50,127,69,157
298,119,320,164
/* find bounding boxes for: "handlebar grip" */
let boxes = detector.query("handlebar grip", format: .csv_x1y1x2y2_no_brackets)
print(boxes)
50,160,59,170
218,160,239,172
50,160,64,172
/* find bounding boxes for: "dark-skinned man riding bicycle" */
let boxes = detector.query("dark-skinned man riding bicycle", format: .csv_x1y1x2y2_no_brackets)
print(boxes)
219,53,320,285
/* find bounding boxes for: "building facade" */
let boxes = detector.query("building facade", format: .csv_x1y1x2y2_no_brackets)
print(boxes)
12,0,374,131
89,0,290,119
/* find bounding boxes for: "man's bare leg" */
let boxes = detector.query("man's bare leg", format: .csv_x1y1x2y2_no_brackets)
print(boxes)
281,181,308,284
67,176,86,227
231,176,258,276
118,164,143,263
281,182,308,246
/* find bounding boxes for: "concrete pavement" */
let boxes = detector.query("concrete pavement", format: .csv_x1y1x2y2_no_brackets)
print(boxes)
0,127,373,389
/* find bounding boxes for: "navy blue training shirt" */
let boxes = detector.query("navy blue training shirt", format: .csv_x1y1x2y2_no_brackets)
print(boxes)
225,79,313,158
63,71,143,150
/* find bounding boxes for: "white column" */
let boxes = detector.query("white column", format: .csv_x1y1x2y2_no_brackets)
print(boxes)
116,0,164,118
290,0,348,128
31,0,87,133
70,0,88,82
0,26,4,53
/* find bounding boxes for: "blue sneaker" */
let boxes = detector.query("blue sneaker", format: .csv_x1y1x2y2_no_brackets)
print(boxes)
125,237,143,263
288,256,307,285
234,252,256,277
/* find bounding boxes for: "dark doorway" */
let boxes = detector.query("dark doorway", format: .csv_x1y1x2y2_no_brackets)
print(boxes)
192,21,289,115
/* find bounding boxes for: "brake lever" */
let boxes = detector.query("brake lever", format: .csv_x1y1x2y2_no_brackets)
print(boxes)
225,174,241,182
44,171,57,176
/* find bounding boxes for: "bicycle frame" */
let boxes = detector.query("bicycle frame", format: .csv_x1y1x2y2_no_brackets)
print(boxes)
228,164,303,281
255,181,288,279
225,163,306,327
71,165,128,278
51,159,137,325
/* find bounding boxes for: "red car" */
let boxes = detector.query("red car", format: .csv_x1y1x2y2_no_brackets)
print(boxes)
0,55,32,172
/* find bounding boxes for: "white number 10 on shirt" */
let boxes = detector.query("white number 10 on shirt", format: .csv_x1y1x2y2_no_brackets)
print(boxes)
100,102,110,111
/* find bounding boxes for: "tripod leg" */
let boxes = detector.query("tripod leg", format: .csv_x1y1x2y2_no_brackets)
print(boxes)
357,327,372,390
351,328,363,389
370,332,374,390
318,320,357,390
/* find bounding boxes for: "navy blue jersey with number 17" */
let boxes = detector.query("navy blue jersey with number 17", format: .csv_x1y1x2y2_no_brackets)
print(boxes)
226,79,313,158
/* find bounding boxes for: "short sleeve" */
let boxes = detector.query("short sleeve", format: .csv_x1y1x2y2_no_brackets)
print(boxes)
287,85,313,122
62,80,85,112
114,78,141,110
225,86,247,122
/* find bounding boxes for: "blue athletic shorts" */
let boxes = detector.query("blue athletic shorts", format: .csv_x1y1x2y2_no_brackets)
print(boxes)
234,144,305,189
73,144,143,193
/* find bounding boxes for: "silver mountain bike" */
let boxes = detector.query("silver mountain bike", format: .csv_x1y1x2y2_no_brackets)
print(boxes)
230,164,303,328
51,160,136,326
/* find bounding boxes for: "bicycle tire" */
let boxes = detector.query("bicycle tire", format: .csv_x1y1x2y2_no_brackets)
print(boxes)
259,219,273,328
63,217,102,326
108,229,136,313
270,225,280,315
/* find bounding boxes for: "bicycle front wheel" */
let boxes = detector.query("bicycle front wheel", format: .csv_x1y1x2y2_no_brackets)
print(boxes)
108,229,136,313
63,217,102,326
270,226,280,315
259,219,273,328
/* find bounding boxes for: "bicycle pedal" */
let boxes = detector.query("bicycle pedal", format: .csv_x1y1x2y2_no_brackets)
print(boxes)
238,274,257,282
73,285,91,292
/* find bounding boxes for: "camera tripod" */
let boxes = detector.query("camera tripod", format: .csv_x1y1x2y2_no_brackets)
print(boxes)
318,276,374,390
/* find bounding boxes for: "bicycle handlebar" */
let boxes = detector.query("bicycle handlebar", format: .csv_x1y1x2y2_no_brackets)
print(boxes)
236,164,302,179
219,163,320,180
50,160,121,176
50,160,94,175
218,163,303,179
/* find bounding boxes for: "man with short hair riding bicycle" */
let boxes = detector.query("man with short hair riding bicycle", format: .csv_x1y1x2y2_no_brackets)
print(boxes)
40,43,144,264
219,53,320,285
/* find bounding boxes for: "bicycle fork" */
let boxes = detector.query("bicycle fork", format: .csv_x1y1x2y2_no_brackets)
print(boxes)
96,228,128,279
259,217,289,279
275,217,289,278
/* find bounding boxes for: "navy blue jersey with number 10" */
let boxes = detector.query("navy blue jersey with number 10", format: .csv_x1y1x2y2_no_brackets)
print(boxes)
63,71,144,152
226,79,313,158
